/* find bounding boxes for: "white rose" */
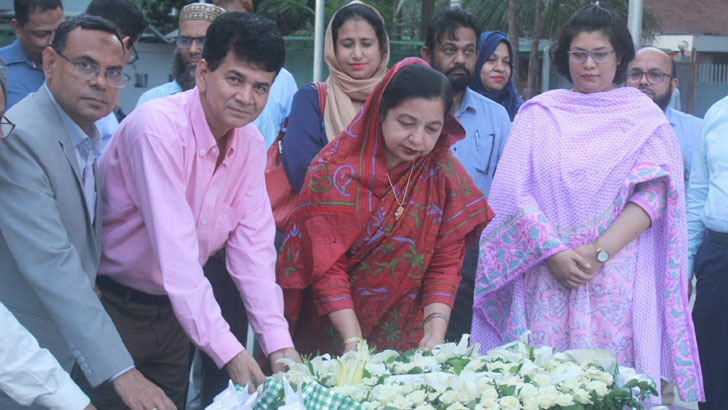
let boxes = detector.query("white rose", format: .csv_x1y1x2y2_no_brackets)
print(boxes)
572,387,592,404
498,395,522,410
371,384,399,404
446,403,469,410
414,404,437,410
554,392,574,407
475,399,499,409
480,386,499,401
465,358,486,372
517,383,538,399
532,373,551,387
475,377,496,395
522,397,540,410
536,391,556,409
406,389,427,406
362,401,381,410
559,376,579,392
365,362,387,377
390,395,412,409
440,390,459,405
586,380,608,398
362,377,379,386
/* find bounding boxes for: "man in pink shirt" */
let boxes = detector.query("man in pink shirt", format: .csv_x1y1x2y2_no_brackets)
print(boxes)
93,12,300,407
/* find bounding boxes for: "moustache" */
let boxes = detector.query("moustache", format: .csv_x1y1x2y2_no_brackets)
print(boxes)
446,66,471,77
637,85,655,96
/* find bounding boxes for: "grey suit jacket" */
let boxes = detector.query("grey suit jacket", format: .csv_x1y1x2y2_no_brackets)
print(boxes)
0,86,133,393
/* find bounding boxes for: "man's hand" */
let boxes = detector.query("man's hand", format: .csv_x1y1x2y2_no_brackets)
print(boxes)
546,249,594,289
269,347,302,374
226,350,266,393
111,368,176,410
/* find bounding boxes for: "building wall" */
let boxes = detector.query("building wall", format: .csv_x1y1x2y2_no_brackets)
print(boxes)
645,0,728,36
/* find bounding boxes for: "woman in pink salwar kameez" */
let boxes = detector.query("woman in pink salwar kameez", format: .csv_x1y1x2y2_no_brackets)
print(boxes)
471,4,704,403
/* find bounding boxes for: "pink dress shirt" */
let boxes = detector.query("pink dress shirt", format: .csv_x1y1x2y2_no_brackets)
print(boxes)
98,88,293,367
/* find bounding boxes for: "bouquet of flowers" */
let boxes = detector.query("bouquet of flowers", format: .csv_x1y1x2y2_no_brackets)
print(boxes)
209,335,658,410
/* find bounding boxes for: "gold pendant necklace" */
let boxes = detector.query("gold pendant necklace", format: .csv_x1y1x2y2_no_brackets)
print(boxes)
386,162,416,221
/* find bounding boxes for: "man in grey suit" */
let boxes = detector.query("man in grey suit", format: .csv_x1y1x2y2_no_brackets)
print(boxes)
0,15,174,410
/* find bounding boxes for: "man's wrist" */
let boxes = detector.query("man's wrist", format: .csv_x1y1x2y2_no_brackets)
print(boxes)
109,365,135,383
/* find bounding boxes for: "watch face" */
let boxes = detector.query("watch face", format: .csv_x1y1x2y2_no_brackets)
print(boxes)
597,250,609,263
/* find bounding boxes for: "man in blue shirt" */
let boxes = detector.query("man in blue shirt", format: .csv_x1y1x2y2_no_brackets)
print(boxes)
0,0,64,109
420,7,511,343
686,95,728,410
136,3,297,149
626,47,702,186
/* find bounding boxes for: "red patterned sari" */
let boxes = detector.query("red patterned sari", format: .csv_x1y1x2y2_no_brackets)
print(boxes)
276,58,494,355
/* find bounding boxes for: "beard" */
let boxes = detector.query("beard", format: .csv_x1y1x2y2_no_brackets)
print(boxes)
171,49,198,91
638,83,673,111
445,65,471,93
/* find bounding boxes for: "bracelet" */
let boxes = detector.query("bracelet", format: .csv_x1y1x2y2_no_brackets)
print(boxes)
342,336,362,346
422,312,449,327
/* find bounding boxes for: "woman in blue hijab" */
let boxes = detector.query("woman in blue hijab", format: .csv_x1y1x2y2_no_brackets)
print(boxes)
470,31,523,121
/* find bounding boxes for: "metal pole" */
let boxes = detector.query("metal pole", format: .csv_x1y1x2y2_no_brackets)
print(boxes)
627,0,643,49
313,0,325,82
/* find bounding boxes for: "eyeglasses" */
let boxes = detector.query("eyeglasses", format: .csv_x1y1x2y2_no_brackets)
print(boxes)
568,49,615,64
625,70,673,84
127,44,140,65
176,36,205,49
0,115,15,138
57,53,130,88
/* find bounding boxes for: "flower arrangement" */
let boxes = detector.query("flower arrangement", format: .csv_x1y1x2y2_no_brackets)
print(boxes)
210,335,658,410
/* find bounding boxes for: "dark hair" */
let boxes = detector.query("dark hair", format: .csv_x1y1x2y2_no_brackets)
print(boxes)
424,7,480,51
13,0,62,27
331,4,388,57
86,0,147,47
51,15,124,56
550,3,634,84
202,12,284,73
380,64,453,122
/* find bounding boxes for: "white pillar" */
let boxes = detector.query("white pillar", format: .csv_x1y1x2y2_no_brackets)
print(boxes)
627,0,643,49
313,0,325,82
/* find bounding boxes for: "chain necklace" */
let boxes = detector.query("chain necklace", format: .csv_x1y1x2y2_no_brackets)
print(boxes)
386,161,416,221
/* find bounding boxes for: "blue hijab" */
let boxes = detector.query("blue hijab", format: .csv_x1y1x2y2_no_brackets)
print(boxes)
470,31,523,121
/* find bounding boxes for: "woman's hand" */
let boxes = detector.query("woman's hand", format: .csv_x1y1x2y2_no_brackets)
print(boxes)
418,333,444,349
546,249,593,289
572,244,604,275
418,303,450,349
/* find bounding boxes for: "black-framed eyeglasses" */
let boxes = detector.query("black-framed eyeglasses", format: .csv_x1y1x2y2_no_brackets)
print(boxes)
568,49,615,64
127,44,140,65
1,115,15,138
57,53,131,88
176,35,205,49
625,70,673,84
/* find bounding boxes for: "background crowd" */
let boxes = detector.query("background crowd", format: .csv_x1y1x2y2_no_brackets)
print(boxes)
0,1,725,410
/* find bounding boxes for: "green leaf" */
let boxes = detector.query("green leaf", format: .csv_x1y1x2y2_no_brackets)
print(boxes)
499,384,516,396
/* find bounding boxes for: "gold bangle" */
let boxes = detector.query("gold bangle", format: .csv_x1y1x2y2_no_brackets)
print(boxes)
342,336,362,345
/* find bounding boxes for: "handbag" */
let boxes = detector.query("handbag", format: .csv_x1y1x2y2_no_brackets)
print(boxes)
265,82,327,231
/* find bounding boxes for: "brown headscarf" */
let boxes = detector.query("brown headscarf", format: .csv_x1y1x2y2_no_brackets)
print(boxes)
323,1,390,142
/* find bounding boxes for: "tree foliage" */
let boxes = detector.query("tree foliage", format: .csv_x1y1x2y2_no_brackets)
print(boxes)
133,0,189,35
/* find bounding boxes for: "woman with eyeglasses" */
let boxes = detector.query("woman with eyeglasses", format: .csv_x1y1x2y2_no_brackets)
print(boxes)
470,31,522,121
471,4,704,403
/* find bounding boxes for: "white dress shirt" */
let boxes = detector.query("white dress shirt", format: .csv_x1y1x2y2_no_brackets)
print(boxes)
0,302,90,409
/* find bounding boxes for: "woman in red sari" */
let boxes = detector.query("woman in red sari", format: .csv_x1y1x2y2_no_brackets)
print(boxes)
276,58,494,355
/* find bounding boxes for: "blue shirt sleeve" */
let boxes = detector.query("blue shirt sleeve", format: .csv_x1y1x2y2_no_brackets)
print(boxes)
282,84,327,194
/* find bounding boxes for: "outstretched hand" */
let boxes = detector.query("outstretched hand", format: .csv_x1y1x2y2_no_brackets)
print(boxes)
546,249,594,289
270,347,302,374
226,350,266,393
111,368,176,410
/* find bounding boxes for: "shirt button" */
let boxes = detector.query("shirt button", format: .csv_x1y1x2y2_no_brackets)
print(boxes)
200,149,207,155
212,147,218,154
202,218,208,225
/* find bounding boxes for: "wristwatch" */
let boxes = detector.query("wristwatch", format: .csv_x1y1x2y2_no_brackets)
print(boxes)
593,242,610,263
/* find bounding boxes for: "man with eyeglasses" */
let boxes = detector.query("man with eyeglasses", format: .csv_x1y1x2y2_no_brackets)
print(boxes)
136,3,224,107
420,8,511,344
0,0,64,110
85,0,147,151
626,47,702,187
0,15,175,410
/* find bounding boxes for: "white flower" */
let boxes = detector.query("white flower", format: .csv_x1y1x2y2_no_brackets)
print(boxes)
498,395,522,410
406,388,427,406
532,373,551,387
439,389,459,405
572,387,592,404
365,362,387,377
554,392,574,407
586,380,609,398
362,377,379,386
479,386,499,401
522,397,540,410
517,383,538,399
331,385,369,402
446,403,469,410
370,384,399,403
465,358,486,372
475,377,496,396
475,399,499,409
535,391,557,408
558,376,580,392
362,401,381,410
414,404,437,410
390,395,413,409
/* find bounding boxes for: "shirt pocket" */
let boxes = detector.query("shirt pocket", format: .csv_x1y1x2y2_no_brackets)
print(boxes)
209,203,246,253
